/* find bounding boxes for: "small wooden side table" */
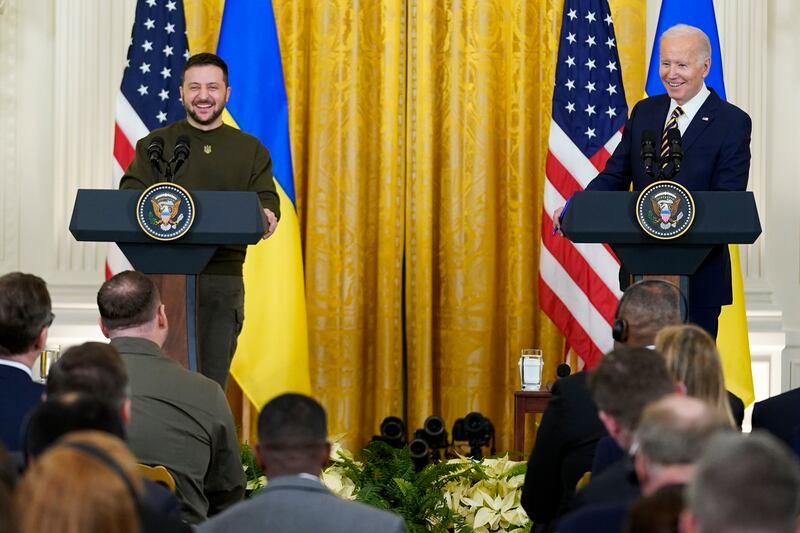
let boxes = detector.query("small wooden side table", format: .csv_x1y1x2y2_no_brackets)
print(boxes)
513,390,553,455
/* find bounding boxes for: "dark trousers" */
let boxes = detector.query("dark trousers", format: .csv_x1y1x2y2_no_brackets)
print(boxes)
198,274,245,389
689,305,721,340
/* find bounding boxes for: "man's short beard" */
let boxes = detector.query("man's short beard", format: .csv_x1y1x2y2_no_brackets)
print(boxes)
184,103,225,126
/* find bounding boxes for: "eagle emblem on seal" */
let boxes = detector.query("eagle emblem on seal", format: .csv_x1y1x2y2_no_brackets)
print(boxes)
651,195,681,226
136,183,195,241
151,197,182,228
636,181,695,240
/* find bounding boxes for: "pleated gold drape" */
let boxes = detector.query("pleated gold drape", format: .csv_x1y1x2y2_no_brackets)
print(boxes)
220,0,644,452
277,0,644,452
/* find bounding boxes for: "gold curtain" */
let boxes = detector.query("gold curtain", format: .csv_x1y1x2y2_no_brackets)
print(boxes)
225,0,645,452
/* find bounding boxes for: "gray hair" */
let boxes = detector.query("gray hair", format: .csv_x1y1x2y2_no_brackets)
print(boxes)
634,395,729,466
661,24,712,62
686,432,800,533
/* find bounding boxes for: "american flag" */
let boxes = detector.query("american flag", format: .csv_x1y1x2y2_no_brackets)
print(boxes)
109,0,190,275
539,0,627,367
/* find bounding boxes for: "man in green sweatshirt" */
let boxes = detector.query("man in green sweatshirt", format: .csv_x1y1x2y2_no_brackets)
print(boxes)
120,53,280,388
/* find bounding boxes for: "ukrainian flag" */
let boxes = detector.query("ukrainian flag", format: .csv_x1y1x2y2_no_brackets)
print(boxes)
646,0,754,406
215,1,311,407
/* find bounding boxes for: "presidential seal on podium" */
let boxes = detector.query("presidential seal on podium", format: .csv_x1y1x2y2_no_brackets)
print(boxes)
136,183,196,241
636,180,695,240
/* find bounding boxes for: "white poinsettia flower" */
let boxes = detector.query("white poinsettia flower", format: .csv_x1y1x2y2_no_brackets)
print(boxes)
320,466,357,500
507,473,526,489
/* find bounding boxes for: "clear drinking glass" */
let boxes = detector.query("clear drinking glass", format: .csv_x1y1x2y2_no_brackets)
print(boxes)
38,344,61,383
519,349,543,390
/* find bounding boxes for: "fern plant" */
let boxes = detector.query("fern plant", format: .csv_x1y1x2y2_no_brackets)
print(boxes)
333,440,476,533
240,444,266,497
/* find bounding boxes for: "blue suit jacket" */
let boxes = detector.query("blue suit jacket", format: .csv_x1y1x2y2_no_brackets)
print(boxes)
585,88,752,306
0,364,43,452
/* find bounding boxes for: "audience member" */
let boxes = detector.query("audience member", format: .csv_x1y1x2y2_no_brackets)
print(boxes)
655,324,743,428
559,394,722,533
46,341,130,419
569,347,675,511
25,394,126,459
752,382,800,456
632,395,729,497
198,393,407,533
16,431,142,533
0,272,51,452
521,280,681,529
624,483,684,533
43,342,183,521
680,431,800,533
611,279,682,349
97,270,245,524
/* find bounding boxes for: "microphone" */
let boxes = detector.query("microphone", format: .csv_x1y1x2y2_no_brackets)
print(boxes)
171,135,191,175
146,136,165,177
666,128,682,177
640,130,657,179
556,363,572,379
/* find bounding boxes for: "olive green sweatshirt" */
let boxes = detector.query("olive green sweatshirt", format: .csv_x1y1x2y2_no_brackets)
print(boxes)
121,119,281,276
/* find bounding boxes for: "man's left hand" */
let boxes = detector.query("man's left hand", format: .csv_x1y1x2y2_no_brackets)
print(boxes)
263,208,278,239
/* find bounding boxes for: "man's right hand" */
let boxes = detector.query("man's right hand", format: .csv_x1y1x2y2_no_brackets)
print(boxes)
552,206,564,235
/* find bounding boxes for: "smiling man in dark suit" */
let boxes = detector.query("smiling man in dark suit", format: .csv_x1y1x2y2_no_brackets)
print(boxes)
553,24,752,339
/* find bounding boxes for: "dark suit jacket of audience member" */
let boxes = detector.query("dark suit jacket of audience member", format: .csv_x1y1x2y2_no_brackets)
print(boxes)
521,372,608,525
556,502,628,533
590,437,625,478
0,364,42,452
727,390,745,430
752,388,800,455
143,480,183,521
590,390,744,478
570,455,641,514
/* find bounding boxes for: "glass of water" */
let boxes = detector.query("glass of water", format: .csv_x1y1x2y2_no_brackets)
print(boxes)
38,344,61,383
519,349,543,390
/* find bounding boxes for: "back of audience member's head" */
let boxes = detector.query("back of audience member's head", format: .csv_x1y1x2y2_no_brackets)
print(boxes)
0,446,15,533
46,342,129,413
589,347,676,449
25,395,125,459
616,280,682,347
257,393,329,478
0,272,52,357
681,432,800,533
634,395,730,495
625,483,684,533
15,430,143,533
97,270,161,332
655,324,735,428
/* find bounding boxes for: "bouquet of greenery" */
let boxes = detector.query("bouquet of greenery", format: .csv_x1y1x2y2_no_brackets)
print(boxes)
241,441,532,533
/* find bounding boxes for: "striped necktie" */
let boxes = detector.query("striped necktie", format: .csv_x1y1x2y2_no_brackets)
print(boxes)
660,106,684,168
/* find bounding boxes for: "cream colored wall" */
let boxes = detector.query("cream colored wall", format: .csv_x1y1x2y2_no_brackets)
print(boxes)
765,0,800,389
0,0,136,346
0,0,797,398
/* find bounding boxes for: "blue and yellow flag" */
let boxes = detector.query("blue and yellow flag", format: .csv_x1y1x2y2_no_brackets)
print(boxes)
217,1,311,408
646,0,754,406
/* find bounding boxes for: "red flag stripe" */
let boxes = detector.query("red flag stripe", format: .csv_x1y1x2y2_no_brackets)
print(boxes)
539,277,604,368
546,152,586,202
589,147,612,173
541,212,618,324
113,122,136,172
